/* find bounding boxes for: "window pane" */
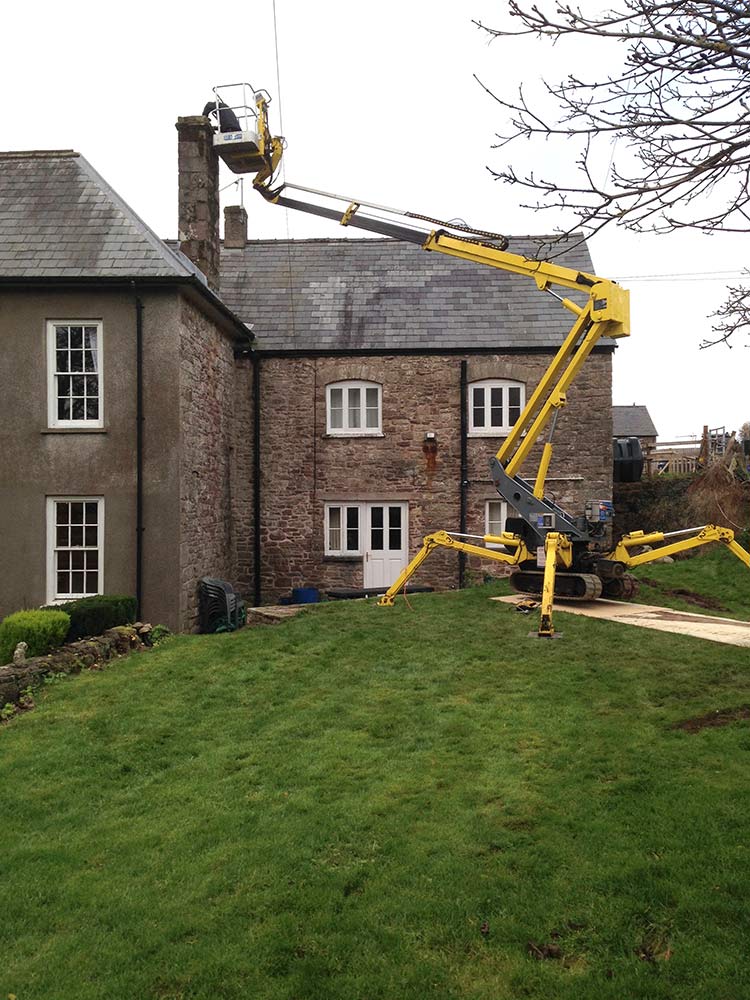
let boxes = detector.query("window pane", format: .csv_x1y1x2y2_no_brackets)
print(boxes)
70,350,84,372
85,375,97,396
328,507,341,551
70,526,84,547
346,506,359,551
57,571,70,595
88,550,99,569
329,387,343,429
58,375,71,396
508,385,522,426
86,399,99,420
58,397,71,420
84,502,98,523
84,526,97,547
56,327,68,349
472,386,485,428
71,375,85,395
58,551,70,570
490,386,504,427
347,387,361,429
56,350,69,372
487,501,504,535
69,327,83,349
56,525,68,547
56,502,69,525
389,526,402,550
371,507,383,529
85,572,98,594
388,506,402,528
71,551,85,570
365,387,379,428
72,398,85,420
70,503,84,524
71,571,84,594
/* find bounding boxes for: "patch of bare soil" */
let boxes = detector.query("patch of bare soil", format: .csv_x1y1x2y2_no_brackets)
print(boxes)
672,705,750,733
638,577,729,611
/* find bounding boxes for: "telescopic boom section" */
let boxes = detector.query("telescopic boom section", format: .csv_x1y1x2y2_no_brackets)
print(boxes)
249,94,630,488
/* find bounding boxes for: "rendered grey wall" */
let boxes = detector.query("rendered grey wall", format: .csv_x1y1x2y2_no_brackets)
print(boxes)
0,287,183,628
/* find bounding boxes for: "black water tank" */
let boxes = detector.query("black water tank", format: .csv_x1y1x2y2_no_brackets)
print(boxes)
613,436,644,483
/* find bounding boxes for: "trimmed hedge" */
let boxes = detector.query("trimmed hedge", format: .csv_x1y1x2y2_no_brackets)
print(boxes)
42,595,137,642
0,610,71,666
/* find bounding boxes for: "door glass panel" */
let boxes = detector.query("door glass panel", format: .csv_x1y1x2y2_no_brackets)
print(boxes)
370,506,384,550
346,506,360,551
388,505,402,550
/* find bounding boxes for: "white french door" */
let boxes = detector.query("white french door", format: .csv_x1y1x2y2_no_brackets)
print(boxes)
363,502,408,589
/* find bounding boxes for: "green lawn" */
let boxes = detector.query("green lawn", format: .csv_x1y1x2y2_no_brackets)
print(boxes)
1,556,749,1000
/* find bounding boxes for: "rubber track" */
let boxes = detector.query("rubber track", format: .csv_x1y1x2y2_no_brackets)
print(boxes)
510,571,604,601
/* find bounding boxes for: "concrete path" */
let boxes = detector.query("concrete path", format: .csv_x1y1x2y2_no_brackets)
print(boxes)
492,596,750,648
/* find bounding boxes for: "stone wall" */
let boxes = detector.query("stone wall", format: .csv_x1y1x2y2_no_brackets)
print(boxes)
178,298,253,629
255,350,613,601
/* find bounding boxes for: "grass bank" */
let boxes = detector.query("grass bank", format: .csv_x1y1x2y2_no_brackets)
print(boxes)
1,561,749,999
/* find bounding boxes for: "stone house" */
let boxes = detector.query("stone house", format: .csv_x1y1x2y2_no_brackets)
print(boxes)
0,119,614,630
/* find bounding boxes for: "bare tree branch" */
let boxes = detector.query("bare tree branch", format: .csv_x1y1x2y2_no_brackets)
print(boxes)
477,1,750,344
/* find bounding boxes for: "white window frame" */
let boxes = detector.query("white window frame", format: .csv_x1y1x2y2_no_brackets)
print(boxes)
324,503,363,555
326,380,382,436
47,320,104,429
46,497,104,604
468,379,524,436
485,499,518,549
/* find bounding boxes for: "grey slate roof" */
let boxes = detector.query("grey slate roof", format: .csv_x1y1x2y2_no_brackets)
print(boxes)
0,150,203,281
219,235,604,352
613,405,658,438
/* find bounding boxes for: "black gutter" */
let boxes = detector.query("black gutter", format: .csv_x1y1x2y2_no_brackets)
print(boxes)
459,361,468,590
251,344,616,359
253,357,262,607
132,285,145,618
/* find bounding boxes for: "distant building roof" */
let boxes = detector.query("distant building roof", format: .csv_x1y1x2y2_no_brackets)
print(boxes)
0,150,201,281
613,404,658,438
219,234,611,352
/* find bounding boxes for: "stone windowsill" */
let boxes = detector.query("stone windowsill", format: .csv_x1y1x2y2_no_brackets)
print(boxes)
322,433,386,440
41,427,108,435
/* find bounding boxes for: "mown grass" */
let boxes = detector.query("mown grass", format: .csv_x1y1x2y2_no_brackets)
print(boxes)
1,567,749,999
632,546,750,619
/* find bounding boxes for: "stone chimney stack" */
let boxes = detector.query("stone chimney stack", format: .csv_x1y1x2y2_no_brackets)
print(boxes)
176,115,220,292
224,205,248,249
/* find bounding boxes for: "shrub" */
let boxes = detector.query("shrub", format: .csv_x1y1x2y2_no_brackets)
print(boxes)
0,610,71,665
42,595,137,642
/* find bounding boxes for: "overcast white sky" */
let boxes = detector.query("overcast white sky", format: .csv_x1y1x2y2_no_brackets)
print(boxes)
3,0,748,440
